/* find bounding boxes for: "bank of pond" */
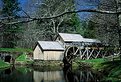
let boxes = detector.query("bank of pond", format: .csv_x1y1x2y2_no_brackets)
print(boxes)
0,60,10,69
74,58,121,82
0,58,121,82
0,50,121,82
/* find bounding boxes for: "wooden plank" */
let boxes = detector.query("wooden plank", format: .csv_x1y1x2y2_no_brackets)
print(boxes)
80,49,87,59
87,49,94,59
95,50,101,58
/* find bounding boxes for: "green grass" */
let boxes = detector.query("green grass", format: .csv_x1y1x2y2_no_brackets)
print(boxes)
76,58,106,70
72,58,106,71
16,54,27,61
80,58,121,81
16,53,33,64
0,60,10,69
102,60,121,82
81,58,105,63
0,48,32,53
74,58,121,81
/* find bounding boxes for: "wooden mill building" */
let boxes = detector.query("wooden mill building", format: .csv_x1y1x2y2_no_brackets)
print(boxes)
33,41,64,60
33,33,101,60
56,33,101,48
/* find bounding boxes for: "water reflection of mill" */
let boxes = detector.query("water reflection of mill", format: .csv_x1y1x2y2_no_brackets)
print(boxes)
34,70,64,82
63,66,102,82
33,66,102,82
0,66,102,82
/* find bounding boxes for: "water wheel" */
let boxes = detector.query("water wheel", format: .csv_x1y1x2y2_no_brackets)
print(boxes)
63,46,80,65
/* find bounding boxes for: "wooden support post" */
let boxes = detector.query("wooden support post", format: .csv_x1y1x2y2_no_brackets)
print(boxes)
103,51,107,58
86,48,89,60
95,50,101,58
87,49,94,59
80,49,87,59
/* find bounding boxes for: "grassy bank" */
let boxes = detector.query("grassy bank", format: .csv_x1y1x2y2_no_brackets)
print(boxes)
0,48,32,53
15,53,33,65
33,60,63,67
73,58,105,70
80,58,105,70
74,58,121,82
0,60,10,69
101,60,121,82
32,60,63,71
0,48,33,65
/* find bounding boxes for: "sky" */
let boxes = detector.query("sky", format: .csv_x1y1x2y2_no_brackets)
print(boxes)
0,0,2,9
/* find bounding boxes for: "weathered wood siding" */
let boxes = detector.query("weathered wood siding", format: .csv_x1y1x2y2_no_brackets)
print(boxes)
33,45,64,60
33,45,44,60
43,51,64,60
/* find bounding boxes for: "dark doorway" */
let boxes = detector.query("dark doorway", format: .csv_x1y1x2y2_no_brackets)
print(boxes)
5,55,11,63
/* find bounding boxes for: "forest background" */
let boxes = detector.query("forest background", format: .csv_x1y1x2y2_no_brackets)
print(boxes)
0,0,120,49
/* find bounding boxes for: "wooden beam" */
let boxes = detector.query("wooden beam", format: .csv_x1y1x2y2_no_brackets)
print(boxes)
87,49,94,59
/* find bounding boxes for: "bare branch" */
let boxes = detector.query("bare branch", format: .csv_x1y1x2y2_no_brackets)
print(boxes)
1,9,121,25
5,19,35,25
42,9,121,19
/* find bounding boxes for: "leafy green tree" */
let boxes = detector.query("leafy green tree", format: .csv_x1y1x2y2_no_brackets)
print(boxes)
90,0,119,46
84,20,96,38
72,16,95,39
1,0,21,48
2,0,20,16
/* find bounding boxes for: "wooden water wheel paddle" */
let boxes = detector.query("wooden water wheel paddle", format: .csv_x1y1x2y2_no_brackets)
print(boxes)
63,46,80,65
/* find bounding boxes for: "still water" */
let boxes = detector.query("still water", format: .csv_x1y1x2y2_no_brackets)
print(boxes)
0,66,102,82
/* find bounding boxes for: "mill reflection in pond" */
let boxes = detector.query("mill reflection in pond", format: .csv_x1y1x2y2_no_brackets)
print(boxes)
0,66,102,82
34,71,65,82
63,66,102,82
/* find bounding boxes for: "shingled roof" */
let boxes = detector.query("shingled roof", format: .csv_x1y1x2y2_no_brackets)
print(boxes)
37,41,64,51
57,33,101,43
58,33,83,42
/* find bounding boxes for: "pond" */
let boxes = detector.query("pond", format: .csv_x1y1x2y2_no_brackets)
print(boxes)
0,66,103,82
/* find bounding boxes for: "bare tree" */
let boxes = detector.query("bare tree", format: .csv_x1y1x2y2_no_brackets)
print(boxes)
35,0,76,39
16,0,76,48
